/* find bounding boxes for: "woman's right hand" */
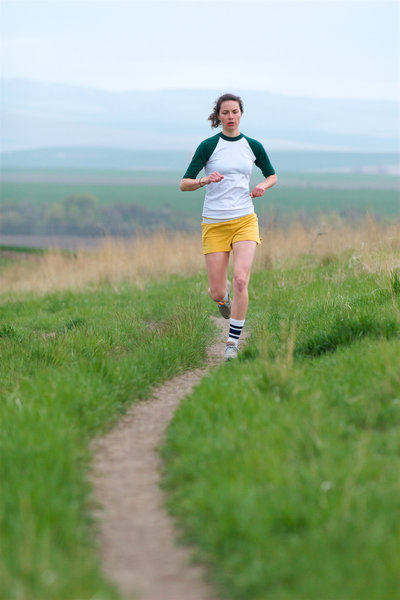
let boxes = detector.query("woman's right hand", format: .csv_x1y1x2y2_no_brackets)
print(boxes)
205,171,224,184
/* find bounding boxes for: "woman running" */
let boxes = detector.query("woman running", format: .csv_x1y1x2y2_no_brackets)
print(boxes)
180,93,277,359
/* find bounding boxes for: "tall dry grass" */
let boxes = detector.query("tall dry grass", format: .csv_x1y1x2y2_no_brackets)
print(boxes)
1,218,399,295
0,233,204,295
256,216,400,270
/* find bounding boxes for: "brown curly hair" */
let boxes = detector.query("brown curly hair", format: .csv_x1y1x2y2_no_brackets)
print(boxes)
208,93,244,129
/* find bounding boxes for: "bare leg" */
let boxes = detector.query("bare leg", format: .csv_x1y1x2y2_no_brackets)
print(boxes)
204,251,230,301
231,240,257,320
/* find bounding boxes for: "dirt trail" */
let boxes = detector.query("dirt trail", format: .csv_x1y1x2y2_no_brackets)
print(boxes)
91,317,231,600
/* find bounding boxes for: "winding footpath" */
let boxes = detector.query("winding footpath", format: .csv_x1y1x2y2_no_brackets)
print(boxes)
91,317,230,600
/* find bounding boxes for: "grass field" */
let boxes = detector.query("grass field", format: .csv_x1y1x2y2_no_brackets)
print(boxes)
1,148,398,173
0,272,216,600
1,219,399,599
1,169,399,238
1,172,399,212
162,255,400,600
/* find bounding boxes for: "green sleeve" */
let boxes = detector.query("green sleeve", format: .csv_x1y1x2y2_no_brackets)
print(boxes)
244,136,275,178
182,134,220,179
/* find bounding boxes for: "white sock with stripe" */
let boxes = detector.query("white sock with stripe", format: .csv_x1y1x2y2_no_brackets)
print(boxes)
228,318,245,346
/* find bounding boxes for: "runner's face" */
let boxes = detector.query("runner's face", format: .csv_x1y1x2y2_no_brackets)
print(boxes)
218,101,242,136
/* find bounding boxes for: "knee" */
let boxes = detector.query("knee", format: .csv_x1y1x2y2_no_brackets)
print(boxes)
233,274,248,294
209,286,226,302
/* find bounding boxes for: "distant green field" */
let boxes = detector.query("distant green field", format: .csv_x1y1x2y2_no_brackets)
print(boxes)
0,181,196,212
1,147,398,172
0,170,399,237
1,168,399,187
0,170,400,215
255,186,400,222
1,177,398,215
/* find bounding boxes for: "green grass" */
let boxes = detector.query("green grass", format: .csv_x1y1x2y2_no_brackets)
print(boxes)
0,245,46,254
161,259,400,600
2,248,400,600
0,275,216,600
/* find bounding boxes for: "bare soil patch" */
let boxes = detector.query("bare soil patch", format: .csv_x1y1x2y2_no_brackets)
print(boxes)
91,317,232,600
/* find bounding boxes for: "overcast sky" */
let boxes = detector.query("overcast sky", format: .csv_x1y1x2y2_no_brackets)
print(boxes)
1,0,399,100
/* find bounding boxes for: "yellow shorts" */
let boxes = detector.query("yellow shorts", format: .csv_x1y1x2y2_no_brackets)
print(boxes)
201,213,261,255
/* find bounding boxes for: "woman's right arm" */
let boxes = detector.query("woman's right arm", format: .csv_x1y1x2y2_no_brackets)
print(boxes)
180,177,207,191
180,171,224,192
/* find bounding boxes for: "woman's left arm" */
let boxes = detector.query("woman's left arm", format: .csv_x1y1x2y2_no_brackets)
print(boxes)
250,174,278,198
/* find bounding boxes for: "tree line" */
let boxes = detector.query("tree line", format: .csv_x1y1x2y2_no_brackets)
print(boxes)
0,194,196,235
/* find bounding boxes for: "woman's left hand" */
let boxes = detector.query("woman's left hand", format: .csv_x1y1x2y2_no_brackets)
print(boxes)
250,185,265,198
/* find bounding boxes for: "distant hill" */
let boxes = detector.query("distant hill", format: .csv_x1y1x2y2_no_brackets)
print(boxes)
1,78,399,156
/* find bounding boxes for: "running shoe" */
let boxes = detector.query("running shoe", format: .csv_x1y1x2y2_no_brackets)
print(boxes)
217,280,231,319
224,341,238,360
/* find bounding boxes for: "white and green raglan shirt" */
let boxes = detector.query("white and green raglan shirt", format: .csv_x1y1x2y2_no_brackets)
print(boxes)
183,132,275,221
